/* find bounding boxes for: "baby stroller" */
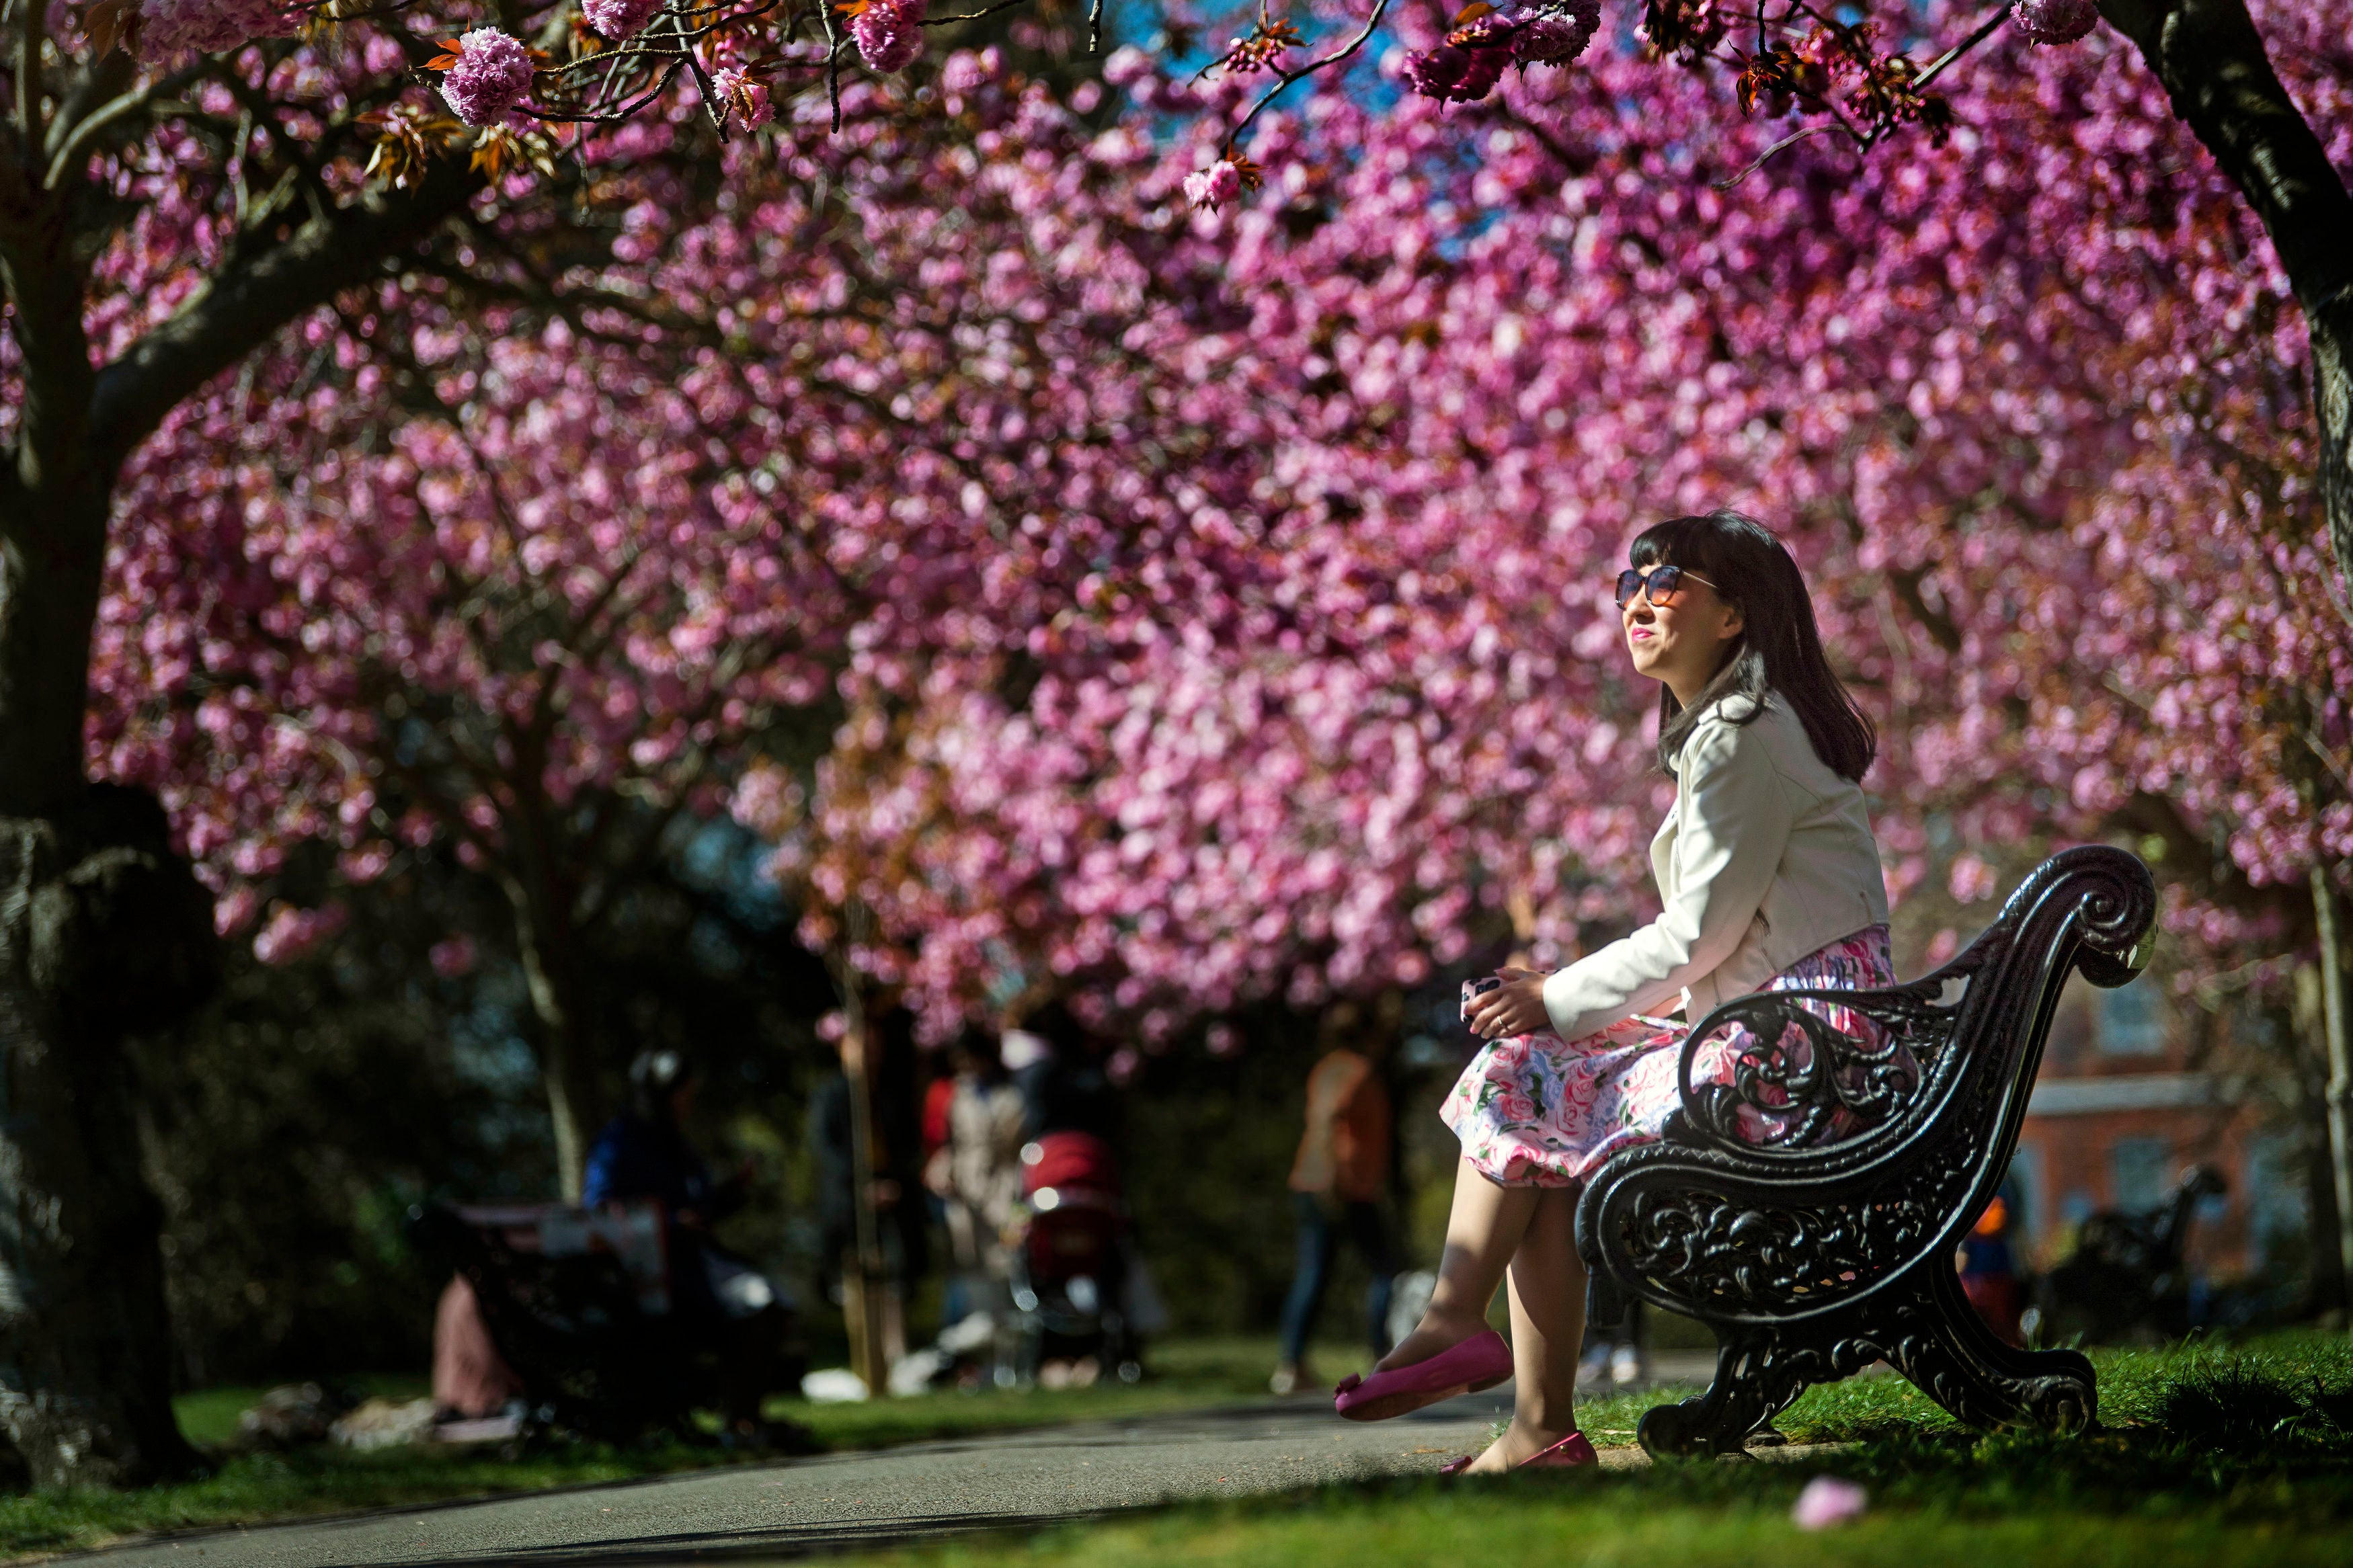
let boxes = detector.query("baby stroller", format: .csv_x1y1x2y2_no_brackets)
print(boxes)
1008,1132,1142,1384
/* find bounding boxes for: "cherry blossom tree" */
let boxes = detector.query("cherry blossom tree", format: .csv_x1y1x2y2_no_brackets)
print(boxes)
0,5,624,1487
0,0,930,1485
2,0,1117,1483
705,13,2348,1276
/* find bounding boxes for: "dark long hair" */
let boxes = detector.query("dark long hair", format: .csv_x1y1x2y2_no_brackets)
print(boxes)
1630,510,1876,782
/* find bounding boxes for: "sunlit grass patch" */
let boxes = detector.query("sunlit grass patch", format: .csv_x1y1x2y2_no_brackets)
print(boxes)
842,1331,2353,1568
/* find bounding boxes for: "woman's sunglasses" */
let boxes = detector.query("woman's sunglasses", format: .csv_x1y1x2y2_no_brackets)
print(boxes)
1614,564,1722,609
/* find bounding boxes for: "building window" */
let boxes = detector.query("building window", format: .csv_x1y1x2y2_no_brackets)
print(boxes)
2096,977,2166,1057
2108,1136,2171,1212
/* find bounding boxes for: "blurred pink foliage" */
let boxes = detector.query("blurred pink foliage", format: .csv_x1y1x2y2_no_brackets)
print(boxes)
75,5,2353,1043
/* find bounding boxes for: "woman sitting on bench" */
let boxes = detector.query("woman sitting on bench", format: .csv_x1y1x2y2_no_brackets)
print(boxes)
1334,510,1891,1474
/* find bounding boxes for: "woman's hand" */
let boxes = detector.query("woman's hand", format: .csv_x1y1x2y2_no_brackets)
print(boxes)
1466,967,1552,1040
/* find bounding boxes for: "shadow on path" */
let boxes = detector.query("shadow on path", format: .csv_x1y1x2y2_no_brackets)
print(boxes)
379,1506,1106,1568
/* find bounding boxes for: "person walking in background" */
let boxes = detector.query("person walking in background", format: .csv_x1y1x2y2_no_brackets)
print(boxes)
925,1030,1029,1329
1271,1004,1398,1396
1577,1298,1646,1390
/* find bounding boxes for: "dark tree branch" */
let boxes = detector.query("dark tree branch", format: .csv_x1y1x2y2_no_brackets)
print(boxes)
1887,563,1964,654
16,0,46,148
85,157,485,473
2101,0,2353,620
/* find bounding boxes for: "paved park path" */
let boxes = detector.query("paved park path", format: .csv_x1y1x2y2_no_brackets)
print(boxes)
81,1358,1792,1568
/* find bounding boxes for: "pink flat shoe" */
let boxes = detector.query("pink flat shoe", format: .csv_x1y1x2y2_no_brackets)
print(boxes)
1332,1329,1513,1421
1518,1429,1598,1468
1438,1428,1597,1477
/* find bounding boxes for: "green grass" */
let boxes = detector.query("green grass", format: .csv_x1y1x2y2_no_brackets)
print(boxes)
836,1333,2353,1568
0,1336,1329,1561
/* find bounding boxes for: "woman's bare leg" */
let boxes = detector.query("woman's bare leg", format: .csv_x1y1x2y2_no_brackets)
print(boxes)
1463,1186,1587,1472
1375,1155,1541,1372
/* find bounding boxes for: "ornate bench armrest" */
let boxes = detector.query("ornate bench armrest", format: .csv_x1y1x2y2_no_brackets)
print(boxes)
1672,978,1956,1156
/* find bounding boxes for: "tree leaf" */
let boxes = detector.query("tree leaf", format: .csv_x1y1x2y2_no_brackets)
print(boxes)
85,0,130,59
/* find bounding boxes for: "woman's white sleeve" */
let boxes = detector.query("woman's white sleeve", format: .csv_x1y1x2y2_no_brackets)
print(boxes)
1539,719,1794,1041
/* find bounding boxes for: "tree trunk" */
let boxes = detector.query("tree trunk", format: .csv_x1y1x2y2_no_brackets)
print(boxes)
0,430,219,1485
827,910,892,1396
2313,868,2353,1300
2102,0,2353,610
504,867,601,1204
0,787,220,1488
1,38,481,1491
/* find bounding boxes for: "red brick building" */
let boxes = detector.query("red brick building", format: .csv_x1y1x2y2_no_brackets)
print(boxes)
2006,972,2302,1282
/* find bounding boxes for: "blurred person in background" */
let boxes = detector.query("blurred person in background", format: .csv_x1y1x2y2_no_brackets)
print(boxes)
1012,999,1122,1147
925,1029,1029,1333
919,1051,963,1323
1271,1003,1398,1395
1004,1000,1168,1374
1958,1187,2024,1346
1577,1299,1646,1389
584,1050,805,1446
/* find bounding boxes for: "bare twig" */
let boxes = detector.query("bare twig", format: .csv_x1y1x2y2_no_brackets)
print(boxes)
921,0,1029,25
1225,0,1392,154
17,0,47,147
44,83,167,190
819,0,844,132
1915,3,2016,95
1712,121,1847,189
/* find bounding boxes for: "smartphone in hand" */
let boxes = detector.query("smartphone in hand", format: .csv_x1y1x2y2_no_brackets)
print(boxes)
1460,974,1503,1023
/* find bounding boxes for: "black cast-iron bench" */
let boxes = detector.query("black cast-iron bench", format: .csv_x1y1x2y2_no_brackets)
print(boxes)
1576,845,2157,1456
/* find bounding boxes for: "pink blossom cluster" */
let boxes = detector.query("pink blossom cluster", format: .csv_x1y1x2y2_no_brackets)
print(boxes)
582,0,664,40
1404,1,1601,104
1184,159,1240,210
1403,42,1509,104
711,67,773,131
2011,0,2100,45
440,28,535,126
134,0,298,64
851,0,927,74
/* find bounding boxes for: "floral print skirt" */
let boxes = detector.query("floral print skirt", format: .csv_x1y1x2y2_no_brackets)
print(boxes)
1441,925,1897,1188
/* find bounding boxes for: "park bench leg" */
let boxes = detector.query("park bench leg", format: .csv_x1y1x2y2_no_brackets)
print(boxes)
1635,1327,1822,1458
1632,1264,2098,1457
1881,1262,2099,1436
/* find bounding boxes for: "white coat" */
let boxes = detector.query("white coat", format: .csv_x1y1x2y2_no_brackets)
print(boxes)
1540,691,1888,1042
